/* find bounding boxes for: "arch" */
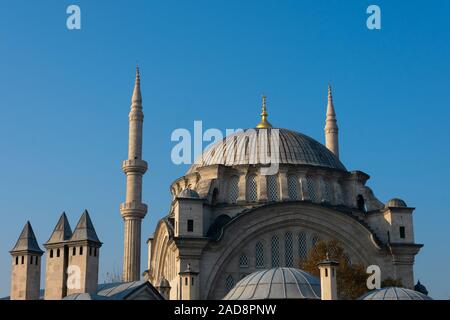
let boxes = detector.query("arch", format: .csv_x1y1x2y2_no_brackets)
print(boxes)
357,194,367,212
204,202,383,299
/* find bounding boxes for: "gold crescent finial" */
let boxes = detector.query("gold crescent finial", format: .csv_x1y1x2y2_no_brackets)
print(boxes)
256,95,272,129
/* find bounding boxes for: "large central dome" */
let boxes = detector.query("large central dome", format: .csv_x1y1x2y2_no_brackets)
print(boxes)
188,128,346,174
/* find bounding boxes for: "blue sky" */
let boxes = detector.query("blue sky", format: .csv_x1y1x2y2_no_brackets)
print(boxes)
0,0,449,298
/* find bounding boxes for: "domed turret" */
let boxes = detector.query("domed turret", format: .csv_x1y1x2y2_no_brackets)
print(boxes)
178,188,200,199
385,198,407,208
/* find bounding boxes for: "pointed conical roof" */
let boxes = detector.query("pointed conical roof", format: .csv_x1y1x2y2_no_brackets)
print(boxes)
70,210,101,244
45,212,72,245
326,85,336,118
10,221,44,254
131,66,142,106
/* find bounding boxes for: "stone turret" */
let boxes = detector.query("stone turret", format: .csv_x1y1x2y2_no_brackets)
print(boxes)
120,66,148,281
44,212,72,299
10,221,44,300
317,253,339,300
66,210,102,295
324,85,339,157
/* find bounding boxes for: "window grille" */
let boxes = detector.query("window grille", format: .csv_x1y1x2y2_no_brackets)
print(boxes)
255,242,265,268
284,232,294,267
266,175,279,201
225,275,235,292
271,235,280,267
297,232,307,260
246,175,258,202
228,176,239,204
288,175,299,200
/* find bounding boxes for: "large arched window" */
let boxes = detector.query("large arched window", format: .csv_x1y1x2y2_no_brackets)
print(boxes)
271,235,280,267
255,242,265,268
287,175,299,200
297,232,308,261
225,275,235,292
227,176,239,204
284,232,294,267
266,175,279,202
246,175,258,202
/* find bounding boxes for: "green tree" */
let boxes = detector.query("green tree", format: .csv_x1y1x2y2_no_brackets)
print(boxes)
300,239,369,300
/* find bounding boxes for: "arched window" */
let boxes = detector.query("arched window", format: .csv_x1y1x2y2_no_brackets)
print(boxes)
79,246,83,255
306,178,318,202
94,247,97,257
255,242,264,268
246,175,258,202
73,247,76,256
35,256,38,265
239,254,249,268
343,253,352,265
297,232,307,260
21,256,24,264
357,195,366,212
15,256,18,265
57,248,60,258
322,180,331,203
225,275,235,292
271,235,280,267
311,234,320,251
211,188,219,205
284,232,294,267
50,249,54,258
287,175,299,200
227,176,239,204
266,175,279,202
30,256,33,265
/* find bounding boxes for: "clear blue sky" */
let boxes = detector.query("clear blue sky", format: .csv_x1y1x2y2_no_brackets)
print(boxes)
0,0,449,298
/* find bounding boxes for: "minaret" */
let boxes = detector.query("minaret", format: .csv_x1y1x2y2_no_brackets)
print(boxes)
256,95,272,129
324,85,339,157
120,66,148,282
10,221,44,300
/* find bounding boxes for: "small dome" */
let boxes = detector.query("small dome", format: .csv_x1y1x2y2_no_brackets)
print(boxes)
358,287,432,300
178,188,200,199
385,198,407,208
223,267,321,300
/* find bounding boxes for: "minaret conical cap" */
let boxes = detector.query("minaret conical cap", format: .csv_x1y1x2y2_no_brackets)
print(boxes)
326,84,336,117
131,66,142,105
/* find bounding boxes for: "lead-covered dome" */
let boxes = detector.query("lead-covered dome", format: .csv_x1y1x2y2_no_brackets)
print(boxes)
223,267,321,300
188,128,346,174
358,287,432,300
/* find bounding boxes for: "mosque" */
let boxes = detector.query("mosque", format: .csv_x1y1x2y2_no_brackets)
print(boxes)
7,68,429,300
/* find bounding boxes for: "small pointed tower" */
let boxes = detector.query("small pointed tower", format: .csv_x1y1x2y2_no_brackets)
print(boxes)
317,253,339,300
66,210,102,295
256,95,272,129
324,85,339,157
10,221,44,300
120,66,148,282
44,212,72,299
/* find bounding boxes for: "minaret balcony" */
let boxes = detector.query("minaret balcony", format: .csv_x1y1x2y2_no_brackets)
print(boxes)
122,159,148,174
120,201,148,218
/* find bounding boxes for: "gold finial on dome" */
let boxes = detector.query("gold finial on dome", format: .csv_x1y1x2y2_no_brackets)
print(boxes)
256,95,272,129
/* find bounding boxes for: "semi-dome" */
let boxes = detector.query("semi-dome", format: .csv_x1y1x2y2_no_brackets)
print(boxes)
188,128,346,174
223,267,321,300
178,188,200,199
358,287,432,300
385,198,407,208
